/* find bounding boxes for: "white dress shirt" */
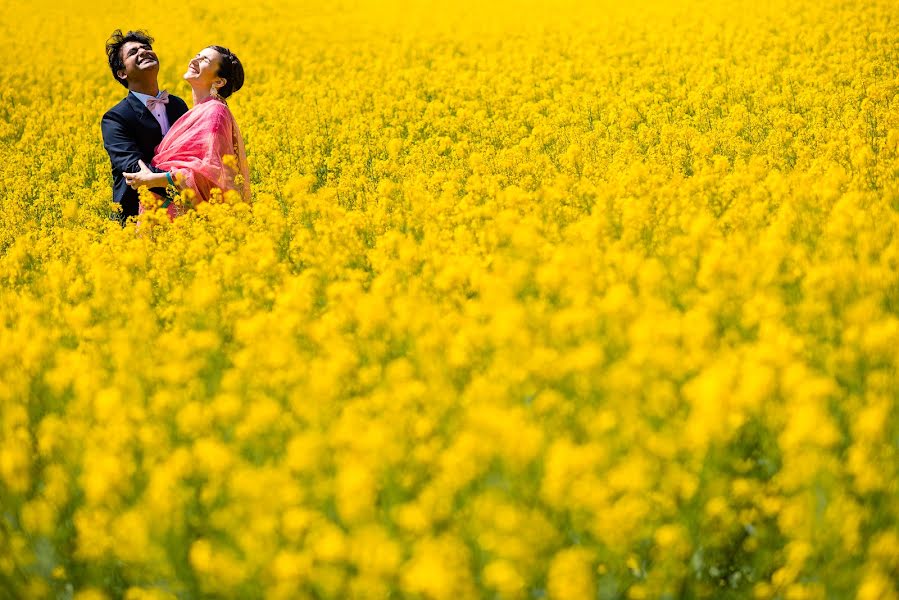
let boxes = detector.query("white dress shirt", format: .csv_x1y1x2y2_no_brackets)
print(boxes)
131,90,171,135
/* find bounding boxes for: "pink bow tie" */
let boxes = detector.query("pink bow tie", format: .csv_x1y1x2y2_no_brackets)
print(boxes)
146,91,169,111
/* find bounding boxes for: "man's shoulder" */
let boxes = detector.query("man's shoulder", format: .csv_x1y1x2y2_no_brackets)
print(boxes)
102,96,132,121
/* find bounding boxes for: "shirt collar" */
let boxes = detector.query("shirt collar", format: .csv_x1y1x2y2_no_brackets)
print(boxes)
131,90,164,107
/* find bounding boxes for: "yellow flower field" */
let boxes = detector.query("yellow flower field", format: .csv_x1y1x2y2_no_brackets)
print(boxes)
1,0,898,597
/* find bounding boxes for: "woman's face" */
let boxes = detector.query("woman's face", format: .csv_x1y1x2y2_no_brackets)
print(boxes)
183,47,224,89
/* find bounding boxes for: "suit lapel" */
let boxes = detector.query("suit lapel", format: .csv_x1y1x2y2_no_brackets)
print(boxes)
126,92,161,134
164,96,184,128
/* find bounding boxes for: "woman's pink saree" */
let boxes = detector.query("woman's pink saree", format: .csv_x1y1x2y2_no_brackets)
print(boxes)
150,95,250,216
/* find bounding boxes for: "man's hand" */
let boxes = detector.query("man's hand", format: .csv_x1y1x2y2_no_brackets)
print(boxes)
124,159,156,190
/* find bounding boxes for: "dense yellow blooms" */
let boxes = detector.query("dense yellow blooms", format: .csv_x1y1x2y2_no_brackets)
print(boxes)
1,0,898,597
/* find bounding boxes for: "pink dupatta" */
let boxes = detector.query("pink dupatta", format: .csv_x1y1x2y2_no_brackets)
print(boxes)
151,95,251,207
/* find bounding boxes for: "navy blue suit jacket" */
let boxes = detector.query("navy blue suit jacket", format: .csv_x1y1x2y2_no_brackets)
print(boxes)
101,92,189,223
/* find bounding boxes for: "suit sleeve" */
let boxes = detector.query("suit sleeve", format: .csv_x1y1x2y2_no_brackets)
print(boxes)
101,111,164,175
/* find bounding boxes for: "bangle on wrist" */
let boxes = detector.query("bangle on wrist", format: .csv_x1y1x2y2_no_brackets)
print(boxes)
166,171,175,186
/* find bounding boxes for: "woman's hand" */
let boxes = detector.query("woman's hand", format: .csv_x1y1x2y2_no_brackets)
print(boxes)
124,160,168,190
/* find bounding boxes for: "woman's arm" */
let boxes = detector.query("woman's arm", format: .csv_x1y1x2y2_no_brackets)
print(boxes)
123,160,175,190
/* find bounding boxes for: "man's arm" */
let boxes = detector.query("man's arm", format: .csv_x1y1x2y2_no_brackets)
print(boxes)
100,111,164,175
124,160,170,190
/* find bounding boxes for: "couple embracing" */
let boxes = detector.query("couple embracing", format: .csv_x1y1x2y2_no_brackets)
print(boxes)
101,30,250,224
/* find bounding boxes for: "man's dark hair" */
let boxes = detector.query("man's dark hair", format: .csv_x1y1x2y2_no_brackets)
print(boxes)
106,29,154,88
208,45,245,99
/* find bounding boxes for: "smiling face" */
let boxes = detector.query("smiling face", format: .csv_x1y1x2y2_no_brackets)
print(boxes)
184,47,226,92
117,40,159,84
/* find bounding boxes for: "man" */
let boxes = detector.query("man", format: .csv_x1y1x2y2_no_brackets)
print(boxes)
101,30,189,225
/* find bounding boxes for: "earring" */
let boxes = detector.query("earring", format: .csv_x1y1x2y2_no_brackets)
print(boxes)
211,86,220,99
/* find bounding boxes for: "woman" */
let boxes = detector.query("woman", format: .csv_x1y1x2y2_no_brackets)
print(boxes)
125,45,250,217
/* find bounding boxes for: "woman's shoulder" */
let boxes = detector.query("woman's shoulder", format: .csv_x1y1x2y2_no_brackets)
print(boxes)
193,98,233,129
214,99,236,119
193,97,229,114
